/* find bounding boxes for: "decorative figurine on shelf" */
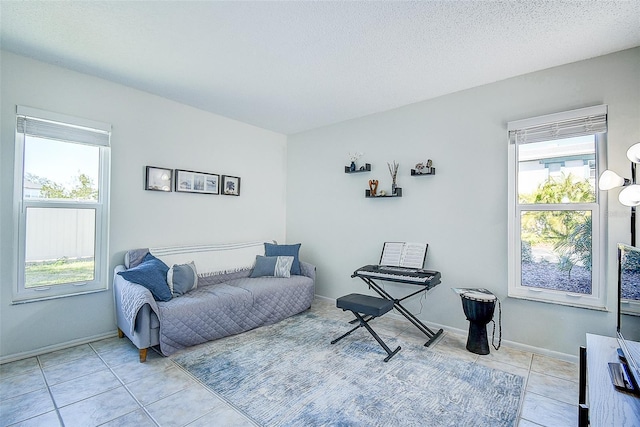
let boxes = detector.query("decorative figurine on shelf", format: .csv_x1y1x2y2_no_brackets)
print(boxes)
414,159,433,174
368,179,379,196
388,161,399,194
348,152,363,172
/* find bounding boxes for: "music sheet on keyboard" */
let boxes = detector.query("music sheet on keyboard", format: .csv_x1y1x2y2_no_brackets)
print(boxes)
379,242,427,269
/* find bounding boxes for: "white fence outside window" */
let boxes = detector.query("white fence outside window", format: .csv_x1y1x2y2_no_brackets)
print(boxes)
25,204,96,263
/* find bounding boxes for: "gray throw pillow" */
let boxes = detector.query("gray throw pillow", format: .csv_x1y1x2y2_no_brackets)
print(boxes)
250,255,294,278
167,261,198,297
124,248,150,269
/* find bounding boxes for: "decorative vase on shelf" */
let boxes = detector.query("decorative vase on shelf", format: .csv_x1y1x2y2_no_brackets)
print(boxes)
350,161,356,172
388,160,399,195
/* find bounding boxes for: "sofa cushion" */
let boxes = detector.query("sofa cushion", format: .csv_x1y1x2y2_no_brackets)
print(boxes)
156,274,315,356
118,253,172,302
167,261,198,297
264,243,301,275
250,256,294,278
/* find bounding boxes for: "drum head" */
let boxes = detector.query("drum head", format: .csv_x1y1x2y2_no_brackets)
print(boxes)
462,291,496,302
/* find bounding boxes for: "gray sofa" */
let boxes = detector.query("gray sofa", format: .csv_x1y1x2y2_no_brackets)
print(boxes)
113,241,315,362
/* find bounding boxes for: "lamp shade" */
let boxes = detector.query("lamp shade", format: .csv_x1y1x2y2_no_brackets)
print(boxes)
627,142,640,163
599,170,628,190
619,185,640,207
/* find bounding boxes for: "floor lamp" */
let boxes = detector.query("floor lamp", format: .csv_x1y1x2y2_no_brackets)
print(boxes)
599,142,640,246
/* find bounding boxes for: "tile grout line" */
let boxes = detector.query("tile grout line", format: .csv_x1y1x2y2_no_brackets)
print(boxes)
515,352,534,424
520,354,579,425
94,343,249,426
88,342,161,427
38,346,130,425
169,357,260,427
35,353,66,427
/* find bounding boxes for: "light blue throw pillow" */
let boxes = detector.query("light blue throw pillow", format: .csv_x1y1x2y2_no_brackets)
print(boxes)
264,243,301,275
167,262,198,297
118,253,172,301
250,256,294,278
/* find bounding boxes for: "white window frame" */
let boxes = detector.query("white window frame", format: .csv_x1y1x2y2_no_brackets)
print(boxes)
507,105,607,310
13,106,111,303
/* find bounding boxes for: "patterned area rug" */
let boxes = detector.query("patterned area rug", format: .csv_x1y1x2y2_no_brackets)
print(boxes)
172,311,524,427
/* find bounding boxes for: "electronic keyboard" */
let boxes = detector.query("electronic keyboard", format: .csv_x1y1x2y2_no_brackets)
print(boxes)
353,265,441,285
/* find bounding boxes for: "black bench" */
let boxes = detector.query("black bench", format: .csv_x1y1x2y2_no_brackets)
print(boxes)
331,293,401,362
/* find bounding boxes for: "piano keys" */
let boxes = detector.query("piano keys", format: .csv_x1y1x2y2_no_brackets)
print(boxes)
353,264,441,287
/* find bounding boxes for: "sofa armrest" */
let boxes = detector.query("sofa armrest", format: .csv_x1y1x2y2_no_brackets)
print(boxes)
113,266,160,354
299,260,316,282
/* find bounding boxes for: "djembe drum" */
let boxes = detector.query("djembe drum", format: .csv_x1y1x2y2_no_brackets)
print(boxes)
460,291,497,355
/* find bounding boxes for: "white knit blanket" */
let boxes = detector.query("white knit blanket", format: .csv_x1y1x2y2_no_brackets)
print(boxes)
149,240,273,276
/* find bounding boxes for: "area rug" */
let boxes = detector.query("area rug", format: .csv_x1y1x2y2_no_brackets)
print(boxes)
172,311,524,427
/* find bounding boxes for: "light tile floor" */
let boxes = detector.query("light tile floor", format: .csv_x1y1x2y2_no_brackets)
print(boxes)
0,298,578,426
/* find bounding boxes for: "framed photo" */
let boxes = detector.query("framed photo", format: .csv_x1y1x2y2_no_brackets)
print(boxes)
145,166,173,192
222,175,241,196
175,169,220,195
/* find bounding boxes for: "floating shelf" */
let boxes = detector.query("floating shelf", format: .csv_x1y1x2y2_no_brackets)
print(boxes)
365,188,402,198
411,168,436,176
345,163,371,173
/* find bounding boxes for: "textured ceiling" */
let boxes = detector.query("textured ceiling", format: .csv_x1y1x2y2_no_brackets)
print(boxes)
1,1,639,135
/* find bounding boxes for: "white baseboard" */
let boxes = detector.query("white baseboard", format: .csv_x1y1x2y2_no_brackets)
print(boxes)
409,315,578,363
314,294,577,363
0,330,119,365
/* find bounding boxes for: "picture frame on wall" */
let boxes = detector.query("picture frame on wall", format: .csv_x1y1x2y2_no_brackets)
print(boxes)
175,169,220,195
222,175,241,196
145,166,173,192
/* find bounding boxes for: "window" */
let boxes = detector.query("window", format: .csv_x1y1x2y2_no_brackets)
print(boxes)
507,105,607,309
13,106,111,303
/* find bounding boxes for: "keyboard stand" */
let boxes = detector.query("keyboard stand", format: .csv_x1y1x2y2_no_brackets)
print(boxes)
351,273,444,347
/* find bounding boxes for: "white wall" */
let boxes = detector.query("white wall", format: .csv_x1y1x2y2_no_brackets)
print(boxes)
2,48,638,361
0,51,288,360
286,48,640,357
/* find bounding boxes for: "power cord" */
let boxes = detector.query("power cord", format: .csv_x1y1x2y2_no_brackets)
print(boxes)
381,282,427,316
414,290,426,316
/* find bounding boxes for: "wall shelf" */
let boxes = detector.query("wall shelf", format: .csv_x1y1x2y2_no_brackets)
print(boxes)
365,188,402,198
345,163,371,173
411,168,436,176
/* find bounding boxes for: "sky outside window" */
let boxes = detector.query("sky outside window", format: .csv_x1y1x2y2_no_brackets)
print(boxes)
23,136,100,199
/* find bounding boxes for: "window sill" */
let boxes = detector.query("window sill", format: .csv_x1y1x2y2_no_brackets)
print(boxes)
11,287,108,305
507,292,608,312
621,300,640,317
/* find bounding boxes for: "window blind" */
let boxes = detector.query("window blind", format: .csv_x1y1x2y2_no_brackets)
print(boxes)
16,106,111,147
508,105,607,145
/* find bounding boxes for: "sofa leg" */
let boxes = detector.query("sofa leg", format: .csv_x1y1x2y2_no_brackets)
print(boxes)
117,328,124,339
139,348,148,363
